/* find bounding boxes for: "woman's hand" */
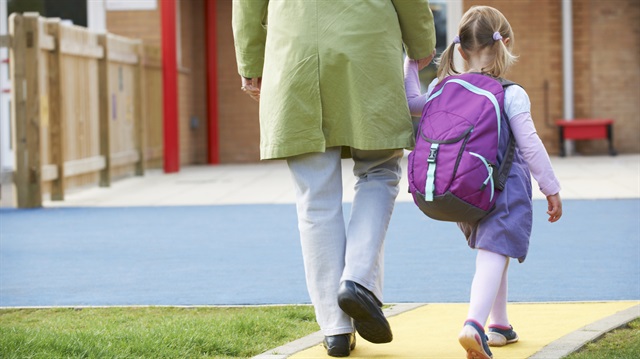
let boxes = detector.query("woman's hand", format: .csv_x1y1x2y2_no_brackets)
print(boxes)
546,193,563,223
416,49,437,71
241,76,261,102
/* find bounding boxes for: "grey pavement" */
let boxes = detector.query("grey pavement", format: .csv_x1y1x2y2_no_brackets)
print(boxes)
19,153,640,207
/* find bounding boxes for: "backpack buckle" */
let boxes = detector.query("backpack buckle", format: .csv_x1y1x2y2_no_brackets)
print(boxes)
428,145,438,163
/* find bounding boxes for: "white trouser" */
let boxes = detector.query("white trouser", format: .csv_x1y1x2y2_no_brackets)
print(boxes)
287,147,403,336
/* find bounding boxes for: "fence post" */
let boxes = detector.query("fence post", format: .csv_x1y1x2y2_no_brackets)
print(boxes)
11,13,42,208
97,33,111,187
46,19,65,201
135,41,146,176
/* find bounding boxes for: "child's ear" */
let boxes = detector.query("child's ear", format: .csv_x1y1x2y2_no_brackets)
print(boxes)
503,37,511,46
457,46,468,60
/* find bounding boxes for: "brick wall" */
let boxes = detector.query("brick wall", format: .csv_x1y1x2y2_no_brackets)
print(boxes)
178,0,208,164
216,0,261,163
573,0,593,121
582,0,640,154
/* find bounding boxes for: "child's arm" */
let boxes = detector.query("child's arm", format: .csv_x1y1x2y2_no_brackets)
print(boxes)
509,112,561,195
509,111,563,222
403,57,428,116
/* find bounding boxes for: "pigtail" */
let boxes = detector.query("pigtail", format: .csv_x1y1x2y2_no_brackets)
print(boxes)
483,31,518,78
435,42,459,82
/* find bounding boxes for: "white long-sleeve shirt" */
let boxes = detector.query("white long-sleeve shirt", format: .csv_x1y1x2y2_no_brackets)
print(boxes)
404,58,561,196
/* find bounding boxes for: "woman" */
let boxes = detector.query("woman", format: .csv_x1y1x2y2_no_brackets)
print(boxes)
233,1,436,356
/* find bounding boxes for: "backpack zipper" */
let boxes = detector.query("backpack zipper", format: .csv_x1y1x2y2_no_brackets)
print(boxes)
469,152,495,202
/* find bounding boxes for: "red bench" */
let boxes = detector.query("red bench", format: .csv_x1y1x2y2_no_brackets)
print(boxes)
555,119,617,157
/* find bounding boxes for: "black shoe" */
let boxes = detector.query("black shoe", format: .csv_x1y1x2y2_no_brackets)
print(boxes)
337,280,393,344
323,333,356,357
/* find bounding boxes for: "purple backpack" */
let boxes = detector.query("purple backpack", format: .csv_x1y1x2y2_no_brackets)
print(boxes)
408,73,517,223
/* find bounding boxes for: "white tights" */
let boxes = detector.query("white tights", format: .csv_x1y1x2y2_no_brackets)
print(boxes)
467,249,511,328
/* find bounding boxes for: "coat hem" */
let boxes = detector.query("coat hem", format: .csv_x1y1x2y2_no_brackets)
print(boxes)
260,138,414,160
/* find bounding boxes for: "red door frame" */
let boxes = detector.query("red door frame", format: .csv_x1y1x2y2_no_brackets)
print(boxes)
160,0,180,173
204,0,219,164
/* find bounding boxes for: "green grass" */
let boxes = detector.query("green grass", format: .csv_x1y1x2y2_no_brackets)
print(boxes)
565,318,640,359
0,306,319,359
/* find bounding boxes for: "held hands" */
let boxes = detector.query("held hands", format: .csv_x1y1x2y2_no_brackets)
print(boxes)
416,49,437,71
546,193,563,223
242,50,436,100
241,76,261,102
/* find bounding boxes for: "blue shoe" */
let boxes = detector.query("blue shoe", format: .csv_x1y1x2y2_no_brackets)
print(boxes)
487,324,519,347
458,319,493,359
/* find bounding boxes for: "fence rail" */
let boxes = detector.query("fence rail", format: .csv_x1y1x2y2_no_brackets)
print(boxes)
6,13,163,208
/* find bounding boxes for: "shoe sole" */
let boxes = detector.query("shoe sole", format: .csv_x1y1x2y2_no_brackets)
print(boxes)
338,290,392,344
325,347,349,357
487,332,519,347
323,335,356,357
459,326,492,359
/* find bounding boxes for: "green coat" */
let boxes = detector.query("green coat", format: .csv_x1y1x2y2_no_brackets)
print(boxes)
233,0,436,160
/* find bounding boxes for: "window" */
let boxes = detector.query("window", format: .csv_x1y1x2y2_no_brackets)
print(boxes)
8,0,87,26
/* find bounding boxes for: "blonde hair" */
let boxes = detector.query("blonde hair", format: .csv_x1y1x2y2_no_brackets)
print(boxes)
436,6,518,81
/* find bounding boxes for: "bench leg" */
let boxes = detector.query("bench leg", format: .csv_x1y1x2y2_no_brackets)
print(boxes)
607,124,617,156
558,127,566,157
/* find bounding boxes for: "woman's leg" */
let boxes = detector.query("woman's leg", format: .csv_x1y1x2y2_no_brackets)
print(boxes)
287,148,353,336
341,148,403,302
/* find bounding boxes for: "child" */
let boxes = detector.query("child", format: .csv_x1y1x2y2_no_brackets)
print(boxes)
404,6,563,359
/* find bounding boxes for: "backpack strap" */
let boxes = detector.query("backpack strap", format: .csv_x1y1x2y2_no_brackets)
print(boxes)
493,79,520,190
424,143,439,201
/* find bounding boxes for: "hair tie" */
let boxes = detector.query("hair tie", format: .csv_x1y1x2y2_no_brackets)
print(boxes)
453,35,460,44
493,32,503,41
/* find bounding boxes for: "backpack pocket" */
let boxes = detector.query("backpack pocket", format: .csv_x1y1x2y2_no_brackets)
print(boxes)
410,123,473,199
449,150,498,212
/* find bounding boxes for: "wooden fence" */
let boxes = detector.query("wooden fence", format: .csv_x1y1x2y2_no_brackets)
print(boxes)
5,13,163,208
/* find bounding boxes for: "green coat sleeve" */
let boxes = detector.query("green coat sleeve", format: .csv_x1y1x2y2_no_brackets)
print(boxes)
232,0,269,78
391,0,436,60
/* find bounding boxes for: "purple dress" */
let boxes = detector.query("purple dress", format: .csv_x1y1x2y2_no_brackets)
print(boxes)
458,151,532,263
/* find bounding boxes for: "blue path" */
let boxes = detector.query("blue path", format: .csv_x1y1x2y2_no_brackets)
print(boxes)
1,199,638,307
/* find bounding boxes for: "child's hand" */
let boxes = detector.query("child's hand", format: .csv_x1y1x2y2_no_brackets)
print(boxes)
546,193,563,223
241,76,261,102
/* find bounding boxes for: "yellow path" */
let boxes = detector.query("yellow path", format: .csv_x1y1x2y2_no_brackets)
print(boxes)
290,301,639,359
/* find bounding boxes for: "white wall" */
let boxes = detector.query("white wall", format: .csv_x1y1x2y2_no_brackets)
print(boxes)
446,0,464,71
87,0,106,32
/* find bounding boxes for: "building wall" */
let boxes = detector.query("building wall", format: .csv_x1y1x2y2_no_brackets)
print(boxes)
216,0,261,163
178,0,208,164
579,0,639,154
106,8,161,47
573,0,593,125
